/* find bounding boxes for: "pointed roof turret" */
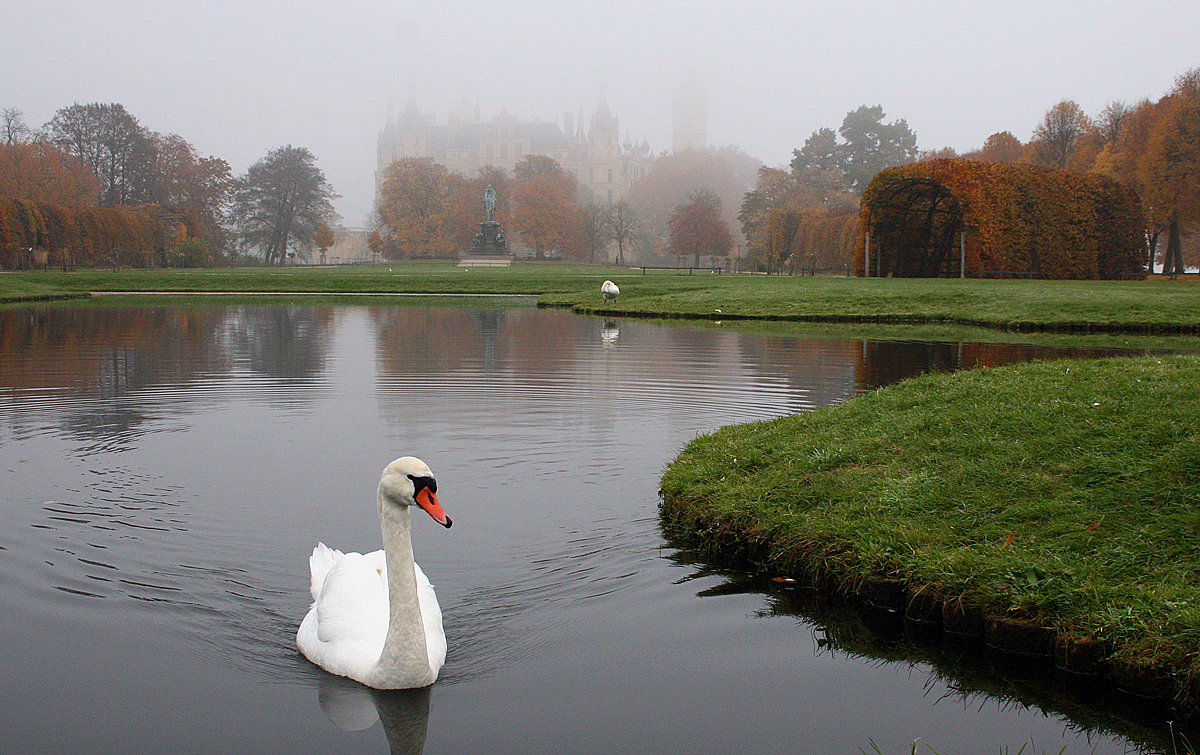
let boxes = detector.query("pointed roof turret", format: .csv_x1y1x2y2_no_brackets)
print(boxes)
402,83,422,129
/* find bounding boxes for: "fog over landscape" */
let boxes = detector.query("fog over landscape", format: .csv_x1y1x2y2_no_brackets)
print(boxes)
7,0,1198,224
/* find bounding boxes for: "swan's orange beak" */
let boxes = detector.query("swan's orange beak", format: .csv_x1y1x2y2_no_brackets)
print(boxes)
416,487,453,528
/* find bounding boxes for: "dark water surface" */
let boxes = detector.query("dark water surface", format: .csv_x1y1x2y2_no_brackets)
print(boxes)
0,303,1170,754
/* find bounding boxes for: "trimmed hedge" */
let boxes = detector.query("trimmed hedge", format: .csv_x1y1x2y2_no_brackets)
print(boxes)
859,159,1146,279
0,198,169,268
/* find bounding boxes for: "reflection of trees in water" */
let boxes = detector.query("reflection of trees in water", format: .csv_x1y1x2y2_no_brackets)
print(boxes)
0,305,334,445
731,331,860,409
372,307,581,377
660,540,1189,755
223,306,332,380
0,305,230,393
854,340,1142,392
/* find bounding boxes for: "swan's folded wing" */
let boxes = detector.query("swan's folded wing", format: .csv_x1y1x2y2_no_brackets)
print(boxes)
308,542,345,601
314,551,389,645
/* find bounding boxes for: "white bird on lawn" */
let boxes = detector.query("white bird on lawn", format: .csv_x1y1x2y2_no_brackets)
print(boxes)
297,456,453,689
601,279,620,303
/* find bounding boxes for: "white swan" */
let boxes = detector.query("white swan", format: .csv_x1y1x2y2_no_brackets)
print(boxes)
297,456,453,689
601,279,620,302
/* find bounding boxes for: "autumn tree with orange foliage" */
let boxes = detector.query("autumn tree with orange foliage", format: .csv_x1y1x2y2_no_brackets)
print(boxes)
667,190,733,267
148,133,234,242
970,132,1024,163
0,141,100,207
377,158,462,259
512,155,579,258
1137,71,1200,275
626,146,759,259
514,175,576,258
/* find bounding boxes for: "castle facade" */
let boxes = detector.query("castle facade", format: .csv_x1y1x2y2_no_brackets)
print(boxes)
376,91,659,209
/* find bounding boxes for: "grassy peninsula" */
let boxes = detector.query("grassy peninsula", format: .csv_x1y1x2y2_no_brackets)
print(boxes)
660,354,1200,708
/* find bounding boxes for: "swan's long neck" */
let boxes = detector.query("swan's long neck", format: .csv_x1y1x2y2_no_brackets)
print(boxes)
369,495,435,688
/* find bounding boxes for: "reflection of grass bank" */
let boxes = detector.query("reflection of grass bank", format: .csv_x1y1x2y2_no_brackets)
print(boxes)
660,355,1200,711
665,549,1188,755
648,316,1200,354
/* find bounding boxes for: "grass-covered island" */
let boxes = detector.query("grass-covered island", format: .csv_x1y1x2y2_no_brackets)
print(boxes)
660,354,1200,711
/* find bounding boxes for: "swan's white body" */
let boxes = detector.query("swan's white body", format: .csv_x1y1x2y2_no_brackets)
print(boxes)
601,279,619,302
297,457,452,689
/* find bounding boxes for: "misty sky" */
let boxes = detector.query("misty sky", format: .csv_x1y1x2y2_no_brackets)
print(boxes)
7,0,1198,226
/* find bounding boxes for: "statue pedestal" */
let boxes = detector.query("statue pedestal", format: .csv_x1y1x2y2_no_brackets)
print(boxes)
460,220,513,266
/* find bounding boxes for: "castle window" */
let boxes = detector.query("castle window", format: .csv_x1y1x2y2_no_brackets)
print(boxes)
608,168,614,183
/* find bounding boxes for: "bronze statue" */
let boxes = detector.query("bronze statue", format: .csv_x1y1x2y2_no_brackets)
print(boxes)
483,184,497,222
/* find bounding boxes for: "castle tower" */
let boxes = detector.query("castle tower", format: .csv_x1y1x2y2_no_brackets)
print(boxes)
672,70,707,153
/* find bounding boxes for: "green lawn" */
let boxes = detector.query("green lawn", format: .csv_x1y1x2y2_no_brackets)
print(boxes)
543,273,1200,332
5,263,1200,334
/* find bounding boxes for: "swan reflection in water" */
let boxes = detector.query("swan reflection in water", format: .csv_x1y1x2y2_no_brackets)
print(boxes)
601,319,619,348
318,674,431,755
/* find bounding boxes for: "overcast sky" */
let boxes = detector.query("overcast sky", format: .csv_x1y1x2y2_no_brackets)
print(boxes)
7,0,1198,225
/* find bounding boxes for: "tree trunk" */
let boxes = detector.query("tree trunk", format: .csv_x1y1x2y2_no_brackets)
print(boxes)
1165,216,1184,278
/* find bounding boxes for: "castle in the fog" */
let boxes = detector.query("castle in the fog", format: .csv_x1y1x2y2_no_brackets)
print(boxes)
376,82,706,208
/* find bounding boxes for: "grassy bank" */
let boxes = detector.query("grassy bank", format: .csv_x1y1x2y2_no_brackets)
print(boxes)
541,274,1200,333
4,264,1200,333
660,354,1200,709
0,260,632,299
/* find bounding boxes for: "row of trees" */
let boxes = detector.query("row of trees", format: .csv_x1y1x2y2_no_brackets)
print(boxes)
374,145,756,267
923,72,1198,273
739,105,916,272
740,67,1200,275
374,154,651,263
0,197,170,269
1,104,338,268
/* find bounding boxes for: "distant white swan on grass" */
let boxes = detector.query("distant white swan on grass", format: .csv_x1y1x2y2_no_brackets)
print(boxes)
297,456,453,689
601,279,620,302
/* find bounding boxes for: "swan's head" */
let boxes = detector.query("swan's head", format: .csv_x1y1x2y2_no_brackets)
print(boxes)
378,456,453,529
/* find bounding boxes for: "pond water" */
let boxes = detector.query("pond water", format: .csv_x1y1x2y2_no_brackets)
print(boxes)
0,302,1179,754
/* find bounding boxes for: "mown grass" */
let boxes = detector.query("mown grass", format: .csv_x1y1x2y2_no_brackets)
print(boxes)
660,354,1200,708
4,263,1200,332
0,260,633,298
543,274,1200,332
